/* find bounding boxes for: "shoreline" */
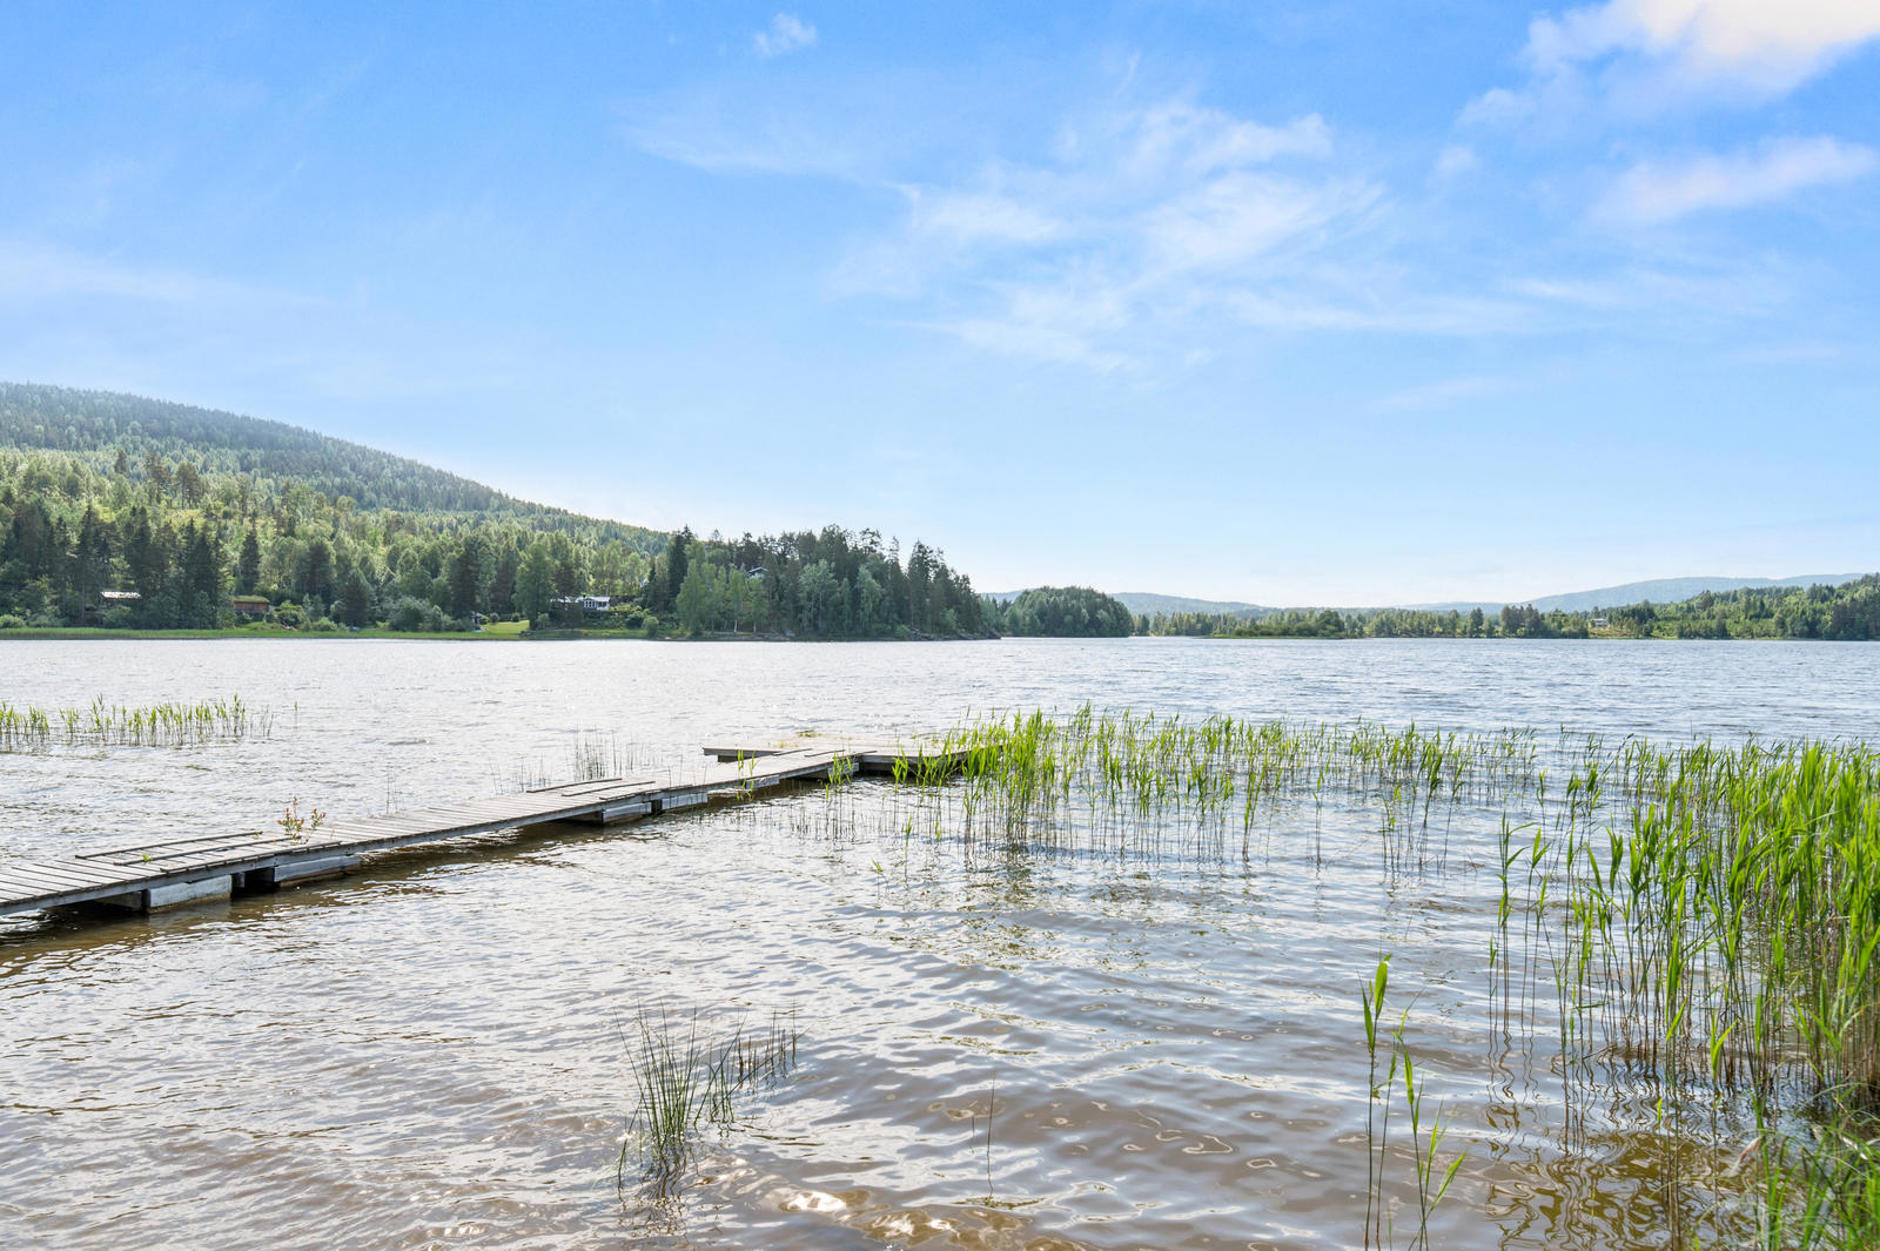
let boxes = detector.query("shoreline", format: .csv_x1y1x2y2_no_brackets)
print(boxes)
0,627,1861,644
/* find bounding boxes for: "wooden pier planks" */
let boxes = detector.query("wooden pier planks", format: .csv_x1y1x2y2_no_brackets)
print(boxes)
0,739,973,919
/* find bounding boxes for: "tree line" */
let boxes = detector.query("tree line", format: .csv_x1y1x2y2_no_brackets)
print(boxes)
0,381,656,539
645,525,986,639
1137,577,1880,641
983,586,1133,637
0,445,986,638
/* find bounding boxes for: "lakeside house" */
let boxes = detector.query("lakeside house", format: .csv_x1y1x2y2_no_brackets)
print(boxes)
551,594,618,613
90,589,142,625
230,595,271,620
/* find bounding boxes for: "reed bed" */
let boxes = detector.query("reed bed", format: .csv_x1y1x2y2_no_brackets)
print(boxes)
0,695,268,751
877,708,1880,1248
619,1007,800,1191
505,731,665,792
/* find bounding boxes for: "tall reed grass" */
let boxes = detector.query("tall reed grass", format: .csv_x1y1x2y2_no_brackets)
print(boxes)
888,708,1880,1247
619,1007,800,1193
0,695,268,751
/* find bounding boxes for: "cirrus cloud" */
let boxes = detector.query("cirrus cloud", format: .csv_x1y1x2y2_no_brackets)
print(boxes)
833,99,1384,367
1598,135,1877,222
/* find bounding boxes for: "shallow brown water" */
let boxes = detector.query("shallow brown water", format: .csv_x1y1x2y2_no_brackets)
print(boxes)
2,638,1877,1249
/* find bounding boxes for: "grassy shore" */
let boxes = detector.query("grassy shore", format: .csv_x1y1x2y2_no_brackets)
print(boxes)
0,623,528,641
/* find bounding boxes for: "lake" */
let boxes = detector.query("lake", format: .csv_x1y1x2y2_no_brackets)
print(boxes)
2,638,1877,1249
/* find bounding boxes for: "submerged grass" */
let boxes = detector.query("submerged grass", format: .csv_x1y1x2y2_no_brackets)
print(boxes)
618,1007,800,1195
505,731,660,791
0,695,268,751
876,707,1880,1248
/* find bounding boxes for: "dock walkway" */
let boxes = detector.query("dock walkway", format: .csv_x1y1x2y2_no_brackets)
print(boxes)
0,740,967,918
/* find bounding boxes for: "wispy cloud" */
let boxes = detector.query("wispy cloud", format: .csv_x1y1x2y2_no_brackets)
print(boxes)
1466,0,1880,127
621,74,907,182
1598,136,1876,222
754,13,817,59
628,60,1842,371
1510,261,1792,320
834,98,1396,365
1529,0,1880,95
904,189,1063,246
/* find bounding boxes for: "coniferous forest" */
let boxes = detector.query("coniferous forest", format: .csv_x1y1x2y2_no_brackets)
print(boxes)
984,586,1134,637
0,383,984,637
5,382,1874,643
1139,578,1880,641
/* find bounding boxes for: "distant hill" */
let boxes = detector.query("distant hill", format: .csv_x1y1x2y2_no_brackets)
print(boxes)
986,590,1271,618
1408,574,1870,616
1109,574,1871,619
1529,574,1867,614
0,381,662,551
1110,592,1269,618
0,382,990,638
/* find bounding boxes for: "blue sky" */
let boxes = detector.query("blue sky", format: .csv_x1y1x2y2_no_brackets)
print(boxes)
1,1,1876,605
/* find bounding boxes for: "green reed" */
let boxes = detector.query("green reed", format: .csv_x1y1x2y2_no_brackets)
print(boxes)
619,1007,800,1189
886,708,1880,1246
0,695,268,751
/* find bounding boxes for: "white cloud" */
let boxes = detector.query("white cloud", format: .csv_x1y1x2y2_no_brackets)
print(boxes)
1126,102,1332,176
1142,172,1369,273
753,13,817,59
905,189,1062,246
1529,0,1880,94
633,71,1809,370
1510,262,1790,319
1467,0,1880,126
1598,136,1877,222
835,96,1397,366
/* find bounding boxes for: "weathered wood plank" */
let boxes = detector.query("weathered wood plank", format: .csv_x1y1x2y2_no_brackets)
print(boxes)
0,737,972,919
0,865,122,895
19,858,142,885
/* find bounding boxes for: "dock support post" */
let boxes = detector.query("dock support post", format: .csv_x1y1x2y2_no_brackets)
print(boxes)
100,875,234,912
249,855,361,888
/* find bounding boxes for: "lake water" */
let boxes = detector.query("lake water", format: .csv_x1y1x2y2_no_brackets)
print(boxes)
2,638,1877,1249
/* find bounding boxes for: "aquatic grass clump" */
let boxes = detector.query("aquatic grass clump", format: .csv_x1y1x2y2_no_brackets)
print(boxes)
882,708,1880,1246
902,707,1545,870
506,731,656,791
1359,957,1466,1251
0,695,268,751
619,1007,801,1190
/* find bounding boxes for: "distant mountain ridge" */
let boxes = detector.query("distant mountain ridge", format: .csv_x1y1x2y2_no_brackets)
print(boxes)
1409,574,1869,616
988,590,1271,618
1001,574,1874,619
1108,592,1271,618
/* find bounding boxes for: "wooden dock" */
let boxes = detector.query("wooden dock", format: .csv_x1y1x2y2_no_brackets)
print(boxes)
0,740,969,920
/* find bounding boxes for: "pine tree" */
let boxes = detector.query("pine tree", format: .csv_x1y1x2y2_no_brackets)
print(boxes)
237,530,262,593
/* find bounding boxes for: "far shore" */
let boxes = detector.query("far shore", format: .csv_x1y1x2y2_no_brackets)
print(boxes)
0,624,998,643
0,626,1859,644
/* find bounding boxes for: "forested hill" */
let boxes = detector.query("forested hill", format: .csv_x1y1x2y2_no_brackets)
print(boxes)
0,382,987,639
0,381,657,546
1144,575,1880,641
986,586,1133,637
